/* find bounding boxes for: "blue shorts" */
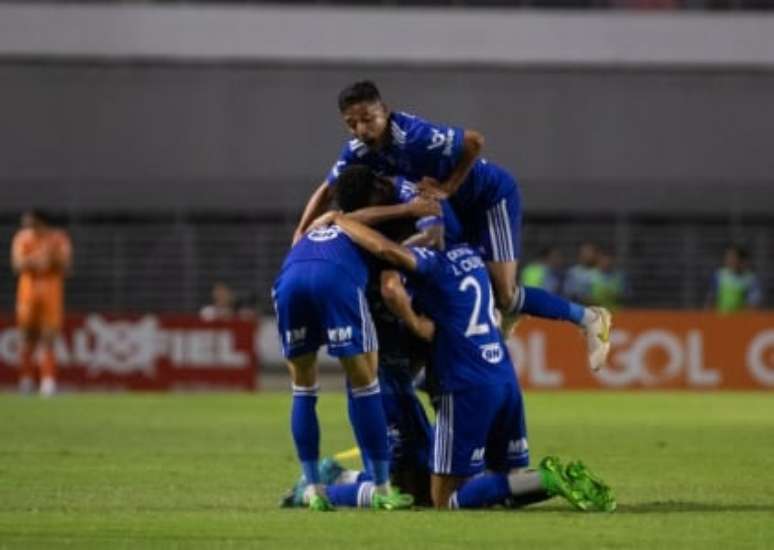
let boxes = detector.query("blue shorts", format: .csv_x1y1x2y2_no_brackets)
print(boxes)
472,185,522,263
453,164,522,263
430,379,529,477
272,260,378,358
379,369,433,475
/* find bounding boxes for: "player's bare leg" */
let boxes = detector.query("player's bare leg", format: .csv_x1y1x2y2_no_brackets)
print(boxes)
431,473,466,509
18,328,39,395
38,329,58,397
339,351,377,389
486,259,521,337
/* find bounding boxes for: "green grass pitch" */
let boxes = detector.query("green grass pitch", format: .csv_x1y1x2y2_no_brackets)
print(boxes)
1,391,772,549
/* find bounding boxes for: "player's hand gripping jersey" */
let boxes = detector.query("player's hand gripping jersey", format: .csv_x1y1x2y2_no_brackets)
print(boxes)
392,176,463,246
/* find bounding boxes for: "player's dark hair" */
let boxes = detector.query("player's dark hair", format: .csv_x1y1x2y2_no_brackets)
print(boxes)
334,165,379,213
338,81,382,112
377,219,416,244
24,208,53,225
727,244,749,260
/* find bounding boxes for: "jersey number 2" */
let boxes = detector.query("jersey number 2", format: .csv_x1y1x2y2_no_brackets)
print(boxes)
459,276,497,337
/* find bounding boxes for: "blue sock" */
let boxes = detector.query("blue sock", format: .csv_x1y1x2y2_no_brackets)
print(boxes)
452,473,511,509
346,385,371,474
518,285,585,325
291,384,320,484
349,380,390,485
326,481,375,508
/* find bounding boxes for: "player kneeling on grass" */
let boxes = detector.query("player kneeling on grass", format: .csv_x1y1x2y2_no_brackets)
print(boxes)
272,222,414,511
319,211,616,512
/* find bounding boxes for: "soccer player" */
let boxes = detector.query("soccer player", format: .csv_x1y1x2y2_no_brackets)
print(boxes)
11,210,72,397
281,221,436,509
321,210,615,512
293,81,611,371
272,222,413,511
283,273,435,510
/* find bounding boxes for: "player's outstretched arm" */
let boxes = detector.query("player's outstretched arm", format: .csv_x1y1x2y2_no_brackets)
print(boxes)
380,270,435,342
333,213,417,272
346,196,440,227
293,181,334,245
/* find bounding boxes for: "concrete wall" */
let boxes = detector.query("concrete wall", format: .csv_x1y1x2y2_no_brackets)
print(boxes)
1,63,772,214
0,4,772,215
2,3,773,66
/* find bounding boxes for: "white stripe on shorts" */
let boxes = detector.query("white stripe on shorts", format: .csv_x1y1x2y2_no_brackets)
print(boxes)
486,199,516,262
358,288,378,353
434,394,454,474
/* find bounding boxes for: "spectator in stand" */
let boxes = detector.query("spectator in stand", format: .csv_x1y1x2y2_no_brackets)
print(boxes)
563,242,599,305
520,246,564,295
11,210,73,397
200,281,236,321
706,245,763,313
589,249,629,311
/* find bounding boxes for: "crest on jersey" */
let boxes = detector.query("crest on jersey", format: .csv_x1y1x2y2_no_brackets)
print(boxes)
307,225,342,242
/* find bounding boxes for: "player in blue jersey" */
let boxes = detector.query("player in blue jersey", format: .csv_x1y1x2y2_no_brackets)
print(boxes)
319,211,615,512
272,226,414,511
292,81,612,372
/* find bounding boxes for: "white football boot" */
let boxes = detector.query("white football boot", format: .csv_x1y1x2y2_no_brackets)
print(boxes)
582,307,612,372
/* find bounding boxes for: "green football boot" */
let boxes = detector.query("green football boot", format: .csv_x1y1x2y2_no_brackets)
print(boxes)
565,461,617,512
279,475,307,508
279,458,345,508
538,456,592,511
371,488,414,511
308,493,335,512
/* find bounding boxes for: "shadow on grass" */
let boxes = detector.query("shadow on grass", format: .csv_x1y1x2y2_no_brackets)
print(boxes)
614,501,774,514
515,501,774,514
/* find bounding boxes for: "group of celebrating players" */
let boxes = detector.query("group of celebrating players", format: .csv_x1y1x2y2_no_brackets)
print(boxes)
272,81,616,512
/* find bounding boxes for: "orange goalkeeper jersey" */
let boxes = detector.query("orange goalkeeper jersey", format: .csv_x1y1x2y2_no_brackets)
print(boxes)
12,228,72,331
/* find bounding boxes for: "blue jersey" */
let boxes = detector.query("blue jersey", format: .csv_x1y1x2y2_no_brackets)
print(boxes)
281,225,370,287
407,244,515,392
326,111,514,211
393,176,463,246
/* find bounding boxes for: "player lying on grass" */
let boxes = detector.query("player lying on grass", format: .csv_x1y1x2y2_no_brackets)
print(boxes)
293,80,612,371
272,222,414,511
317,210,616,512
